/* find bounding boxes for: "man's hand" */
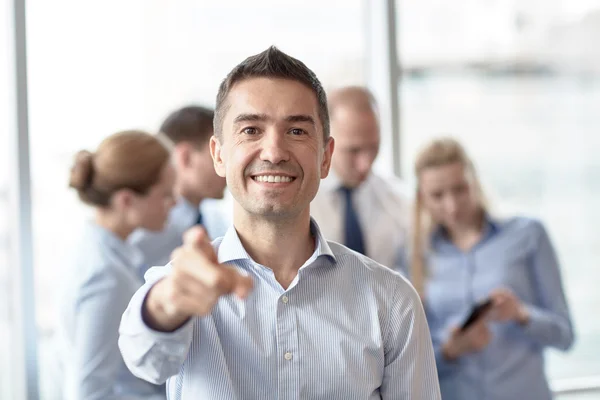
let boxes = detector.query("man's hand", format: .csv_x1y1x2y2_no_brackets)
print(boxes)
143,226,254,332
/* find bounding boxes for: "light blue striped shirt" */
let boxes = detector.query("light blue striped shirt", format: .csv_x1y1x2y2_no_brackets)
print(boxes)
56,221,166,400
401,216,574,400
129,197,230,277
119,220,441,399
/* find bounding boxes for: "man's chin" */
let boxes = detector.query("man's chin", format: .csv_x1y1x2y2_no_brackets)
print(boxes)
250,204,299,220
343,180,362,189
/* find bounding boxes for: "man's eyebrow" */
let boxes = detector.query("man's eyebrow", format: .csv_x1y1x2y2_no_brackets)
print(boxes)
285,115,315,126
232,113,316,126
233,113,269,124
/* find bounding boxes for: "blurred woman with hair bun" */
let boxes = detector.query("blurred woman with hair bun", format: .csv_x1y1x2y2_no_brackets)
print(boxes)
57,130,175,400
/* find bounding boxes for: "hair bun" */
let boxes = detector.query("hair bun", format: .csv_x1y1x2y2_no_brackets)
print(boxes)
69,150,94,190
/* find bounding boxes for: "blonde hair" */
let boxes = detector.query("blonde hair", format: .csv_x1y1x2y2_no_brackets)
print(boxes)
410,137,486,297
69,130,171,207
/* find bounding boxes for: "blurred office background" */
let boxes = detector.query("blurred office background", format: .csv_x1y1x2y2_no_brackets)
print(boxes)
2,0,600,398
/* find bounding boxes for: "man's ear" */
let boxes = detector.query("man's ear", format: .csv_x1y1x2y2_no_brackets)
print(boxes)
210,135,226,178
320,136,335,179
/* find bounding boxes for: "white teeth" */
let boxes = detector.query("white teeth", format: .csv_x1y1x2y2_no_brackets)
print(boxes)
254,175,293,183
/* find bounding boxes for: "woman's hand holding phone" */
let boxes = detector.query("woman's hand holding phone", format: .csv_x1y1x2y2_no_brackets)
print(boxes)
442,287,530,361
443,319,492,361
488,287,530,325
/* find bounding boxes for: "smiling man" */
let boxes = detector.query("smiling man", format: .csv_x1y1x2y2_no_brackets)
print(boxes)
118,46,440,399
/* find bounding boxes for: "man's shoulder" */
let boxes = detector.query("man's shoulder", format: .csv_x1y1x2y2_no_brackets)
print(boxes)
201,198,233,239
367,173,412,202
327,240,417,295
129,221,182,248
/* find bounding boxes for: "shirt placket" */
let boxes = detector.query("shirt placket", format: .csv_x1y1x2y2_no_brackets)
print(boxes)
276,288,300,400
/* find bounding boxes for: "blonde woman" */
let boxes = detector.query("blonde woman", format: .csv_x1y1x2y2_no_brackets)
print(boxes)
406,137,574,400
57,130,175,399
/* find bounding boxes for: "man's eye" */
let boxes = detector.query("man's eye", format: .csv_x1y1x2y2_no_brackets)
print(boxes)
290,128,305,136
243,127,257,135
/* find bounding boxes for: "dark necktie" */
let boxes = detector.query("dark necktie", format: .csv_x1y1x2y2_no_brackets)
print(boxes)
340,187,366,255
196,211,204,226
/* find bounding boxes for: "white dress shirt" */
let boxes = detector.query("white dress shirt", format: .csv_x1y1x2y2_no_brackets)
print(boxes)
129,197,231,276
310,172,411,269
118,220,440,399
56,221,165,400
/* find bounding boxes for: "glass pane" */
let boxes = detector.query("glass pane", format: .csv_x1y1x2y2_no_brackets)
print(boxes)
398,0,600,382
1,1,16,398
26,1,365,398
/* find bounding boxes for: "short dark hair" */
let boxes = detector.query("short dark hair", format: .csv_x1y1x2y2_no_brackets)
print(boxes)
214,46,330,140
160,105,214,147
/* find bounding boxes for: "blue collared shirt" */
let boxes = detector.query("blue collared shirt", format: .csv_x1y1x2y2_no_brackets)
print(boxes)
119,220,441,399
401,216,574,400
129,197,230,277
56,221,165,400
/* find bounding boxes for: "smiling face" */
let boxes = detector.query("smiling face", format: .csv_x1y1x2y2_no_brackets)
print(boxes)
210,77,334,221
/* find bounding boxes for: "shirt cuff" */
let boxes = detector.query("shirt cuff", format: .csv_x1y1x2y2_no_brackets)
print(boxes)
519,304,553,343
119,273,196,365
128,280,194,337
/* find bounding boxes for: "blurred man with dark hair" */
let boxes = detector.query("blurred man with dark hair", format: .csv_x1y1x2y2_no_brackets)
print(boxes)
130,105,229,274
120,47,440,399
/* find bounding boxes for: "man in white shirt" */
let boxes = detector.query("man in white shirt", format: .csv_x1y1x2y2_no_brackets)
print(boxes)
310,86,410,269
130,106,230,273
118,46,440,399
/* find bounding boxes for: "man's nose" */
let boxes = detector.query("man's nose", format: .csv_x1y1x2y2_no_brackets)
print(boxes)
355,151,374,175
260,130,290,164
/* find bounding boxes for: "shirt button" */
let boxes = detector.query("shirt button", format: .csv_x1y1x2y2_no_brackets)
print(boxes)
284,352,293,361
281,295,289,304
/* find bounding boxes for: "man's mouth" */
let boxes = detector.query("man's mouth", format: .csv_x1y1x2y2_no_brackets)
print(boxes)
251,175,296,183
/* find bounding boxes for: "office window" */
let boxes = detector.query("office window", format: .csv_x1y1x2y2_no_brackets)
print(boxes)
0,66,13,400
2,1,17,397
397,0,600,383
25,1,366,397
0,140,13,398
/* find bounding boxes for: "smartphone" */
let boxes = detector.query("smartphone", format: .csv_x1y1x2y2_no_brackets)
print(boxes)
460,298,493,332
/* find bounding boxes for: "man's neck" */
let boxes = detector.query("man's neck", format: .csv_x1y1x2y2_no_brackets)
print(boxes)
176,182,203,208
446,210,485,252
233,208,315,289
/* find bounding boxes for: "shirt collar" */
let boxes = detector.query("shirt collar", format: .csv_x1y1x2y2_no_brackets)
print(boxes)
431,213,501,248
319,171,343,192
171,196,200,224
319,170,374,194
217,218,336,267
